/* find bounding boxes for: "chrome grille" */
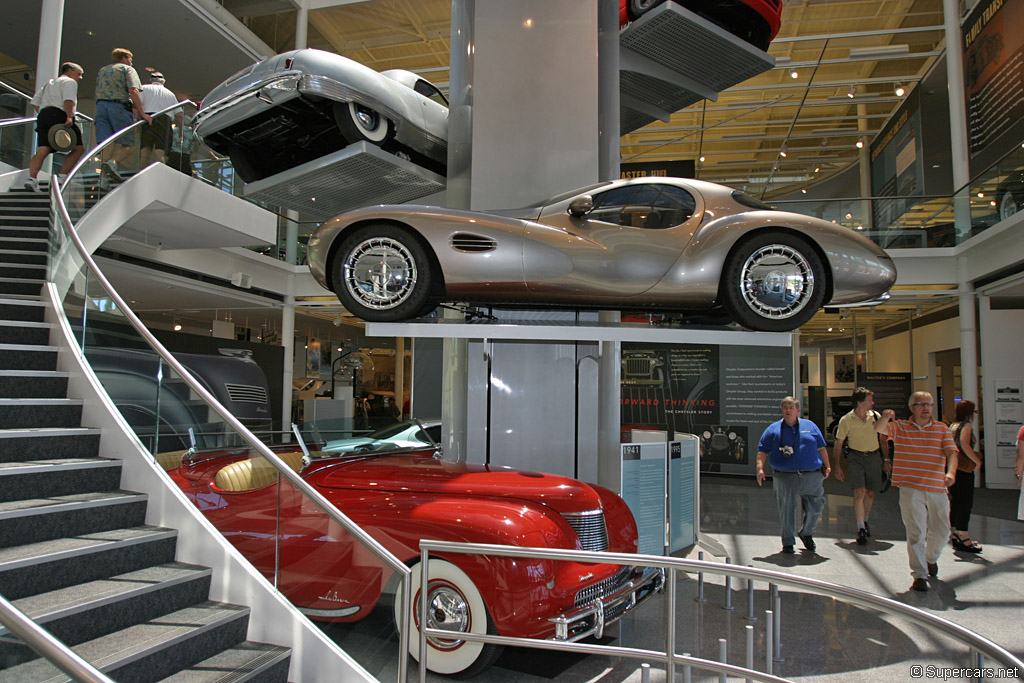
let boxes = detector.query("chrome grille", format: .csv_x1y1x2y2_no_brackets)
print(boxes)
225,383,269,404
563,510,608,552
626,357,654,377
575,566,632,608
449,233,497,253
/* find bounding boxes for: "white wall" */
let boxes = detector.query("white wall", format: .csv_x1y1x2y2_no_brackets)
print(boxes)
872,316,960,395
979,296,1024,488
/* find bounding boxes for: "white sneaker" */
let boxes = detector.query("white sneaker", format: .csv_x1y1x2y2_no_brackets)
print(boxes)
23,177,40,192
99,174,111,191
101,160,122,182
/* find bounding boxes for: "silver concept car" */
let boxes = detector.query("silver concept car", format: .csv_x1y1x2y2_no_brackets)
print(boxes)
307,177,897,331
194,48,448,182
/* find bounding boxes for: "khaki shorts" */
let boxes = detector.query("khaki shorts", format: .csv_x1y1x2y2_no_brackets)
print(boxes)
846,449,883,491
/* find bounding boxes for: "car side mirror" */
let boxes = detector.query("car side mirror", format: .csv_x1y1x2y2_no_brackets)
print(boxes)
567,195,594,217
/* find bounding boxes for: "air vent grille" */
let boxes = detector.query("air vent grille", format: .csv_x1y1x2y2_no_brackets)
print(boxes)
226,383,269,404
449,233,497,252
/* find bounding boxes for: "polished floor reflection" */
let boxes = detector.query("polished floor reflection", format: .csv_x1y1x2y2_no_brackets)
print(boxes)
392,475,1024,682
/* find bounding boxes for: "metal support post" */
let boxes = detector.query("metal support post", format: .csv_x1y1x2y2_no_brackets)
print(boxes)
696,551,706,603
724,557,734,610
718,638,728,683
745,624,754,683
682,652,691,683
773,586,783,663
765,610,774,675
745,566,758,621
666,567,676,683
641,662,651,683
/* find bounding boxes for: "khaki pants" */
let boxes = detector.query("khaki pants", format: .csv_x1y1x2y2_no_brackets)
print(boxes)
898,486,950,579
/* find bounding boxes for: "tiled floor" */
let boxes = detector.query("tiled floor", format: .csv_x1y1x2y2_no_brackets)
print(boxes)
341,475,1024,681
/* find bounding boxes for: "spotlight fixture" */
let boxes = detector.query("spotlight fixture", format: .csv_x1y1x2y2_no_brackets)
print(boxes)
855,140,864,148
894,82,906,97
847,85,856,98
801,189,807,194
814,167,820,173
173,318,182,331
790,70,799,79
699,155,706,162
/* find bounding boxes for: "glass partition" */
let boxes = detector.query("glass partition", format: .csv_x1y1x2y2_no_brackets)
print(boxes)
48,116,411,681
0,118,37,175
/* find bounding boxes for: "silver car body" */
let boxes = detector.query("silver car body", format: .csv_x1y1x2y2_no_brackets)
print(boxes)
194,48,448,169
308,177,895,316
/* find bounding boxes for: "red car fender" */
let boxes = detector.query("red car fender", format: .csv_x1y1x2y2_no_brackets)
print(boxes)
588,483,641,554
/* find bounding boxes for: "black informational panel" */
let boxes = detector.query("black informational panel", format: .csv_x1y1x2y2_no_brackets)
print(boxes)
620,342,793,476
861,372,913,420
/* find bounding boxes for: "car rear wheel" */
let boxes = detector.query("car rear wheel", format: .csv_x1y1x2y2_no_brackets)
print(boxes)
331,223,438,322
627,0,661,21
998,190,1021,221
335,101,392,144
720,232,826,332
395,559,503,677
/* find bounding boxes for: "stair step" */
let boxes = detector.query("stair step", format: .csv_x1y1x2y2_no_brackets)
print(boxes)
0,397,82,428
4,562,213,647
162,642,291,683
0,427,102,462
0,525,178,600
0,457,123,502
0,237,47,252
0,489,147,548
0,249,47,265
0,280,42,297
0,321,51,345
0,223,49,235
0,601,252,683
0,209,50,220
0,372,67,397
0,345,58,371
0,298,46,322
0,263,46,280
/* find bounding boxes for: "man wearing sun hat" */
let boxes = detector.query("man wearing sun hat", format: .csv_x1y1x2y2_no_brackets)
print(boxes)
140,71,178,166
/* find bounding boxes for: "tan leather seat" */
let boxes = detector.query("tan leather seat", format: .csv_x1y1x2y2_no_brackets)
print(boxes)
214,451,306,491
155,450,187,471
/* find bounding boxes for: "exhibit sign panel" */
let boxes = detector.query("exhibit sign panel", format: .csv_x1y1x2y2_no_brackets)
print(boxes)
620,342,793,476
621,442,667,556
668,438,699,552
869,89,925,235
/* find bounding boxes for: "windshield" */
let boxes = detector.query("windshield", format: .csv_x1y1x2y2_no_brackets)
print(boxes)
368,421,416,440
731,190,775,210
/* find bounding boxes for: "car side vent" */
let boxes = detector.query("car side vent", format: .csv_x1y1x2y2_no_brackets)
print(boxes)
449,233,497,253
563,510,609,552
225,383,269,404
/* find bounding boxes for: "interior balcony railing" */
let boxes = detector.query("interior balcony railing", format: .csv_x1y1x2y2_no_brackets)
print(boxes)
46,101,414,683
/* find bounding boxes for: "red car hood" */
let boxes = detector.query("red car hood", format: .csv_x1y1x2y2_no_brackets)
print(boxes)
308,453,604,514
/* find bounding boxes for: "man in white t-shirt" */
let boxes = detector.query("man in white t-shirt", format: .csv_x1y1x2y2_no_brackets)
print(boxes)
140,71,179,165
25,62,85,192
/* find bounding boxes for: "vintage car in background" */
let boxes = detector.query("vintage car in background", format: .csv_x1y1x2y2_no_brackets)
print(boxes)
322,418,441,453
307,177,897,332
995,169,1024,221
621,0,782,51
194,48,449,183
169,441,663,676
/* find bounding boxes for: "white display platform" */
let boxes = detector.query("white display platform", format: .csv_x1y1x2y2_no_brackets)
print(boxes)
244,141,445,220
619,1,775,134
366,318,794,347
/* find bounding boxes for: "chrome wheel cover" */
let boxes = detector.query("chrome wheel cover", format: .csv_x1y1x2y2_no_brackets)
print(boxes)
1000,192,1019,221
351,103,385,140
343,237,418,310
739,244,815,320
421,582,471,650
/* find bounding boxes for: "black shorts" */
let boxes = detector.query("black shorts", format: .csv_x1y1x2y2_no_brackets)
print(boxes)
140,114,172,151
36,106,83,149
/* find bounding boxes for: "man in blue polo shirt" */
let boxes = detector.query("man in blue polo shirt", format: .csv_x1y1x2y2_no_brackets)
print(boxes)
756,396,831,554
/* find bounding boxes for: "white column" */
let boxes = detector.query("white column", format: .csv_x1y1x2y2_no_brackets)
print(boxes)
395,337,405,418
281,295,296,433
597,311,621,491
597,0,620,181
958,262,979,404
857,100,873,230
942,0,972,237
285,210,299,265
36,0,64,92
865,324,876,371
295,1,309,50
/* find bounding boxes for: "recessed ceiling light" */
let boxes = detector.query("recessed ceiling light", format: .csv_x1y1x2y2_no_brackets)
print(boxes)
790,70,799,79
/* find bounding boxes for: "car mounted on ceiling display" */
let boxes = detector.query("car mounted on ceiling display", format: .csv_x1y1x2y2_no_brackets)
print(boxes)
995,169,1024,221
620,0,782,51
193,48,449,183
167,435,664,677
307,177,897,332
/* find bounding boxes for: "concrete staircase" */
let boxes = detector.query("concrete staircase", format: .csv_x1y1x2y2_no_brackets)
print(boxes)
0,183,292,681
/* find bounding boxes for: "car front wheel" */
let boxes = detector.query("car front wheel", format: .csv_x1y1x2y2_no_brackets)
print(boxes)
331,224,438,322
720,232,826,332
627,0,662,21
998,190,1021,221
395,559,503,677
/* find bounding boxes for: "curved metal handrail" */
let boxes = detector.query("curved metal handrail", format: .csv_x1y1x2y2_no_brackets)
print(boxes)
0,593,114,683
0,80,31,101
50,99,412,679
0,116,36,129
420,540,1024,681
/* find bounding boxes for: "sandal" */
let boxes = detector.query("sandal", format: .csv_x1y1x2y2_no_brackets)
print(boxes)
951,534,983,553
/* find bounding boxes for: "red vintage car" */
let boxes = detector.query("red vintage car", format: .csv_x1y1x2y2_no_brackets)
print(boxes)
621,0,782,51
168,444,663,676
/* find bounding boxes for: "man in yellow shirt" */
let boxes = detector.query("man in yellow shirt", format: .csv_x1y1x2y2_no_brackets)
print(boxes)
833,387,889,545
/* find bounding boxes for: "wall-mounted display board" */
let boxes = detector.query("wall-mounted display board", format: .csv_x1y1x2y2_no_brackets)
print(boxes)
621,442,668,555
620,160,695,179
994,381,1022,468
869,89,925,238
668,438,699,552
620,342,793,475
860,372,913,420
961,0,1024,170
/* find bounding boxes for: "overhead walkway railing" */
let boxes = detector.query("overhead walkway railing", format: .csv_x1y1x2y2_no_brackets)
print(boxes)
48,101,414,683
419,539,1024,682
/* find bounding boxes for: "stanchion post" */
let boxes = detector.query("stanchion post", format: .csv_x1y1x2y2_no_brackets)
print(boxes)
745,565,758,622
696,551,706,603
745,624,754,683
724,557,734,610
765,610,774,675
718,638,728,683
773,586,783,662
683,652,692,683
640,662,651,683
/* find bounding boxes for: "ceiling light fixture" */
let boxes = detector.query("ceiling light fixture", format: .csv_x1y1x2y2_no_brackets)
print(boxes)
855,140,864,148
173,318,182,331
790,70,799,79
699,155,706,162
894,82,906,97
848,44,910,59
847,85,856,98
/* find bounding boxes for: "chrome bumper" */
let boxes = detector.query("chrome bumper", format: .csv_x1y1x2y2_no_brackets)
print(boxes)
549,566,665,641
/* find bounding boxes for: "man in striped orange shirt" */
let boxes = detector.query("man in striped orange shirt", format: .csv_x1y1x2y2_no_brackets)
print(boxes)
875,391,957,592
